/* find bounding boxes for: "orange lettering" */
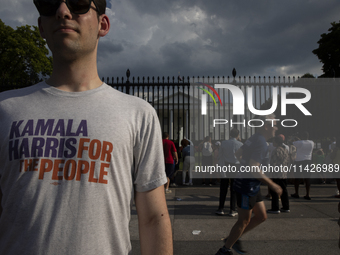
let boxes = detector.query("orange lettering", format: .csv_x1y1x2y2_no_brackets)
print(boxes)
32,159,39,171
89,139,101,160
64,160,77,180
88,161,98,183
99,163,109,184
24,159,33,172
19,160,24,172
77,138,90,158
52,160,64,180
76,160,89,181
101,141,113,162
39,159,53,179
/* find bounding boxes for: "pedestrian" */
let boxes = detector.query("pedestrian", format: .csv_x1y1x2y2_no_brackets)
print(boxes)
215,114,282,255
216,128,242,217
267,135,290,214
0,1,173,254
314,149,326,184
163,132,178,193
181,139,194,185
201,136,213,185
291,131,314,200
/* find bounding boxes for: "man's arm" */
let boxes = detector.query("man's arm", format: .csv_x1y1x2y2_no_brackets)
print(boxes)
135,186,173,255
235,148,243,162
172,151,178,165
249,159,282,196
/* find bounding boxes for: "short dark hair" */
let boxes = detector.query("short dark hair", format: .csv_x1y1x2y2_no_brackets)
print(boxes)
94,0,106,15
300,131,309,140
163,132,169,139
204,136,211,142
230,128,239,138
274,135,284,146
181,139,189,147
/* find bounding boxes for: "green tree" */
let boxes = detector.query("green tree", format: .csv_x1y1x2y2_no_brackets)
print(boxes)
312,21,340,78
301,73,315,78
0,19,52,90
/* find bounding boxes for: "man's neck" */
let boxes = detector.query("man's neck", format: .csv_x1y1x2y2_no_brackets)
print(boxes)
46,55,103,92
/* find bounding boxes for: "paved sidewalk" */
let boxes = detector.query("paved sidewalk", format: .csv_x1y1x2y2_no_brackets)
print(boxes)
130,183,339,255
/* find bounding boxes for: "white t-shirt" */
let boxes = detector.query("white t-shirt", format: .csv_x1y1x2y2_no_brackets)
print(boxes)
0,82,167,255
329,142,336,151
202,142,213,156
293,140,314,161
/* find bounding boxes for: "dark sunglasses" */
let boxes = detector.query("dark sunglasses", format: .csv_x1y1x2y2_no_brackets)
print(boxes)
34,0,99,16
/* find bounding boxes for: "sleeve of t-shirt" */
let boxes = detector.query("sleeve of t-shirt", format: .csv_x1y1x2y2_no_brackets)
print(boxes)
171,142,177,153
133,109,167,192
293,141,300,149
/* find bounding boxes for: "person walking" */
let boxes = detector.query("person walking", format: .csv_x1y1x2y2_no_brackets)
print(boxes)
215,114,282,255
291,131,314,200
267,135,290,214
163,132,178,193
216,128,242,217
181,139,194,185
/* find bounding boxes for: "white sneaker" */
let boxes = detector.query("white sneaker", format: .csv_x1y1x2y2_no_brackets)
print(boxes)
228,211,238,217
183,182,193,186
165,189,172,194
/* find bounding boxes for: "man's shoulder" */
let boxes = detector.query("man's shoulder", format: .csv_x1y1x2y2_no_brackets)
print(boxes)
163,139,175,145
244,133,266,147
234,139,243,146
225,138,242,146
293,140,303,145
307,140,314,145
102,84,155,111
0,83,44,102
295,140,314,147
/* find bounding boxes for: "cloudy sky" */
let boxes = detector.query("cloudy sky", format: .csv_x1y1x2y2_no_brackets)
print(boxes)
1,0,339,80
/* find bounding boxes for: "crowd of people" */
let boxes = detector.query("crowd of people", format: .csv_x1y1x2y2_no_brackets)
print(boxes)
164,132,338,197
162,122,340,254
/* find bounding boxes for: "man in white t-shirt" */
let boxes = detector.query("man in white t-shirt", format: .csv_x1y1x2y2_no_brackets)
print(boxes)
291,131,314,200
0,1,172,254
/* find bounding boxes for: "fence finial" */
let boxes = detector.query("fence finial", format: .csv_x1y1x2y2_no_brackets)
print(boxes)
232,68,237,79
126,69,130,84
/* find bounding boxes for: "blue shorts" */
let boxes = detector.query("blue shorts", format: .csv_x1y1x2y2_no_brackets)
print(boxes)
236,189,263,210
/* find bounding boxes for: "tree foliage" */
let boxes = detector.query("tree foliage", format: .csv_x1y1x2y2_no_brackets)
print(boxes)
0,19,52,90
312,21,340,78
301,73,315,78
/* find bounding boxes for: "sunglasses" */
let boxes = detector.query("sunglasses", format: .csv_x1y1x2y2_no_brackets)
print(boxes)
34,0,99,16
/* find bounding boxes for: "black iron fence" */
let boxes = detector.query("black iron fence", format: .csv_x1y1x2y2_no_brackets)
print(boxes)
2,70,339,151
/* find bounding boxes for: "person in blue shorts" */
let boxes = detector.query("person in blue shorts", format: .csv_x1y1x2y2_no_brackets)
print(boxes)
216,114,283,255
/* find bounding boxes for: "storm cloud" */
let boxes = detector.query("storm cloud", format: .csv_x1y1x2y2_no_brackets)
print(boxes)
1,0,339,79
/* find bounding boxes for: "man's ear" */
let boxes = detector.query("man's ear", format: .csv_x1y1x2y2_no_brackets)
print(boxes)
38,17,46,39
98,14,110,37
